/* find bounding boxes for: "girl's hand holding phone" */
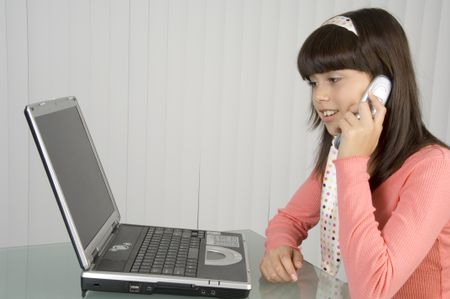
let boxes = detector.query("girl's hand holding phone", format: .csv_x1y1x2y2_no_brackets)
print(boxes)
337,92,387,159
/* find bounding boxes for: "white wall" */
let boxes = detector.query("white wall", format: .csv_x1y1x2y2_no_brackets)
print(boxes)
1,0,449,277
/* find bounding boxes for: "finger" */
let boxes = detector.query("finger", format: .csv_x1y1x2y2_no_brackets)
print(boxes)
292,249,304,270
348,103,360,114
343,110,359,126
262,269,279,283
264,270,283,283
338,117,352,134
368,93,387,125
280,254,298,281
274,258,294,282
358,99,372,123
261,261,284,283
368,90,387,107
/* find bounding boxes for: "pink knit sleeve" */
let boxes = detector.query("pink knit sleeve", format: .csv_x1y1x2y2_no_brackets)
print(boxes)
264,171,322,251
335,154,450,299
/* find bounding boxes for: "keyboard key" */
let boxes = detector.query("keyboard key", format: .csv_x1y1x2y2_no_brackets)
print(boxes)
151,267,162,274
139,267,150,273
188,248,198,259
163,267,174,275
174,267,185,275
185,270,197,277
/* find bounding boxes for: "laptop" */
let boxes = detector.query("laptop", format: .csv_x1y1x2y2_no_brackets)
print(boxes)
24,96,252,298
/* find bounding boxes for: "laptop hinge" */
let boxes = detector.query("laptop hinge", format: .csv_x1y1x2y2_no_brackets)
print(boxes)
92,221,119,263
112,220,119,232
91,247,100,264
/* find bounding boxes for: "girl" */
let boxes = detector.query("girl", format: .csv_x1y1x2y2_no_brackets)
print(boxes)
260,8,450,299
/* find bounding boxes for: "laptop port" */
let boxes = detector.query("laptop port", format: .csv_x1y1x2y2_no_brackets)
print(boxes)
145,285,155,293
129,283,141,293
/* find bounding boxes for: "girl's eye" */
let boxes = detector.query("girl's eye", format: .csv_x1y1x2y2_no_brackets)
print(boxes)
329,77,342,83
307,80,317,87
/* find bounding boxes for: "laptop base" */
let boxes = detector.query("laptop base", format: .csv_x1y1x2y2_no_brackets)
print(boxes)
82,277,250,298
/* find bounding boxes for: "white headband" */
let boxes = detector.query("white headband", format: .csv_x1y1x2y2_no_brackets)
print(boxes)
322,16,358,36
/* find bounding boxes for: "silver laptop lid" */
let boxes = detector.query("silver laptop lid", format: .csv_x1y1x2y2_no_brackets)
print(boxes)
25,97,120,270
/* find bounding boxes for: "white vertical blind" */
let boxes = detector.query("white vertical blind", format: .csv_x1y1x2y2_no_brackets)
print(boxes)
146,0,169,226
127,0,149,225
0,0,9,248
107,0,129,220
26,0,68,246
198,0,225,228
429,0,450,141
2,0,30,248
1,0,449,267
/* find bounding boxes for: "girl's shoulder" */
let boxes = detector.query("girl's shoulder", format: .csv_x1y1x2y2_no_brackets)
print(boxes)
404,144,450,168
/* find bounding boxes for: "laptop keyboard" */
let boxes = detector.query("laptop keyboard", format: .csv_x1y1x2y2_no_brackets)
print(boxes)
130,227,204,277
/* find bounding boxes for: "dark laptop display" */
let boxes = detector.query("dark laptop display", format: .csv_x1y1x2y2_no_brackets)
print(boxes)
25,97,251,298
33,105,114,248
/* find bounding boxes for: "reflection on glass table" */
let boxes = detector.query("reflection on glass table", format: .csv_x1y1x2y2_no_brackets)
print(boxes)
259,261,349,299
0,230,348,299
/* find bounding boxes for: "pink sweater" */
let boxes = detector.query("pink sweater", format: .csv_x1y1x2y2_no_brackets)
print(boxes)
265,145,450,298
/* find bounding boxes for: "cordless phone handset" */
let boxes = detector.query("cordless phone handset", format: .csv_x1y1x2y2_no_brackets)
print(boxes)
334,75,392,149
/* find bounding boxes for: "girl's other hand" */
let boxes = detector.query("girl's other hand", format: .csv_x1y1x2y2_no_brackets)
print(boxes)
260,245,303,283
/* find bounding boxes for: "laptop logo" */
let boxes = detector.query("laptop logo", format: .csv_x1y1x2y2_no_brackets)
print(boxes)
109,242,132,252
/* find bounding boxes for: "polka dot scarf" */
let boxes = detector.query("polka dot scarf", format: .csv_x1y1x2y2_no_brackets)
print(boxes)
316,266,346,299
320,137,341,276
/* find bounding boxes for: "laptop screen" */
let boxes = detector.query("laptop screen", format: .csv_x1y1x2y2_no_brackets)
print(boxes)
34,106,114,248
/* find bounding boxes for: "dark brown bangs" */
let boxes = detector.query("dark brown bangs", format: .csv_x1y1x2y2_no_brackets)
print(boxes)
298,25,369,80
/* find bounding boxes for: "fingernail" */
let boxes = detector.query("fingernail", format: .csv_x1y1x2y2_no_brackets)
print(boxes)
291,274,298,282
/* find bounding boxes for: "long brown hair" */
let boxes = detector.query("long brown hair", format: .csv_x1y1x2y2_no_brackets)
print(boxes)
297,8,449,190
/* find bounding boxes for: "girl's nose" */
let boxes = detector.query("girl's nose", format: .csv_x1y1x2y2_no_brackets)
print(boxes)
313,92,330,102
